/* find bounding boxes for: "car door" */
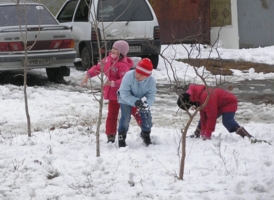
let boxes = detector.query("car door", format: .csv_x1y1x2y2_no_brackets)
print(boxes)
56,0,92,56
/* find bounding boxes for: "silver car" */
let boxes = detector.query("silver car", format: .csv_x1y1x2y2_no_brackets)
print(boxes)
0,0,76,83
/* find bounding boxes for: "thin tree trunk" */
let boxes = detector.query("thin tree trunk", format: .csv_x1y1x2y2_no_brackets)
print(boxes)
23,63,31,137
95,84,103,157
179,132,186,179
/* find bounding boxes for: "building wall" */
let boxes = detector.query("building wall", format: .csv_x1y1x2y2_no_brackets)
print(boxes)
237,0,274,48
148,0,210,44
210,0,239,49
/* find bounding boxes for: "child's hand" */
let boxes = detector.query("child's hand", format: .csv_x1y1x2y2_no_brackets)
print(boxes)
80,75,89,86
104,79,115,87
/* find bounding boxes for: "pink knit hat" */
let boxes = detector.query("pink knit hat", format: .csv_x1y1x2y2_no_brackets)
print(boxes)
112,40,129,56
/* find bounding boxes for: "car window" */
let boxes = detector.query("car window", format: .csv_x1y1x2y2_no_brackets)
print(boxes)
74,0,91,22
0,5,58,26
56,0,78,23
97,0,153,22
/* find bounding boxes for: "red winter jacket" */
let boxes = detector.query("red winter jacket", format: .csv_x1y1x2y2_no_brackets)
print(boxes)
187,84,238,134
87,55,133,100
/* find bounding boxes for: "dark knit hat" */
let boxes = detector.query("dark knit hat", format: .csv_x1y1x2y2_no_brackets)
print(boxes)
177,93,197,111
112,40,129,56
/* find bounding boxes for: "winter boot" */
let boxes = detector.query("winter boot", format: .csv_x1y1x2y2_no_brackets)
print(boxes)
235,127,253,139
107,135,115,143
189,127,201,138
118,133,127,148
54,74,67,84
140,131,151,146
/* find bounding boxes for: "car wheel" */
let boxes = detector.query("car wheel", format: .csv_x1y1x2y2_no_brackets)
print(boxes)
46,68,58,82
81,46,91,71
142,55,159,69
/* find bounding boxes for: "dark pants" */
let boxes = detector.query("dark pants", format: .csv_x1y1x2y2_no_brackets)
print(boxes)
198,112,239,133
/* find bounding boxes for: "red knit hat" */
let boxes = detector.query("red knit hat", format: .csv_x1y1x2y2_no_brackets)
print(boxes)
135,58,153,76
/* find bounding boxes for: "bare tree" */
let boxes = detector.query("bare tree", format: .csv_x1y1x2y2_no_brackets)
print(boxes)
16,0,41,137
14,0,73,138
83,0,109,157
159,24,228,180
82,0,144,157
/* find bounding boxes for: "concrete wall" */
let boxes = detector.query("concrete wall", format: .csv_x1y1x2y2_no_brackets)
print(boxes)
210,0,239,49
237,0,274,48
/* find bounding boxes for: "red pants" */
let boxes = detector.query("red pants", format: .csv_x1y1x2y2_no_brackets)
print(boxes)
106,100,141,136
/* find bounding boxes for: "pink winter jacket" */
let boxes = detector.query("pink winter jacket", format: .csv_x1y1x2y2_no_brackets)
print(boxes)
87,55,133,100
188,84,238,134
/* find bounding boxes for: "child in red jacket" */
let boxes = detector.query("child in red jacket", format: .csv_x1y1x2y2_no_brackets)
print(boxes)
177,84,252,140
81,40,141,143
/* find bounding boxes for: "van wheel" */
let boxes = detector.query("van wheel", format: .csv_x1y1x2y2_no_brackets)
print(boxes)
46,68,58,81
81,46,91,71
143,55,159,69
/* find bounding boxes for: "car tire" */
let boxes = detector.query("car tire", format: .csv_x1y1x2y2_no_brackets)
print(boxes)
81,46,91,71
46,68,59,82
143,55,159,69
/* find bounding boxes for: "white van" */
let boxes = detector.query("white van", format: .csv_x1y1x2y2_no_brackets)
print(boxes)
56,0,161,70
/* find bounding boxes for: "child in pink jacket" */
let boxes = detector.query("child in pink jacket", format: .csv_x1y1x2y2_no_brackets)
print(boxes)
81,40,141,143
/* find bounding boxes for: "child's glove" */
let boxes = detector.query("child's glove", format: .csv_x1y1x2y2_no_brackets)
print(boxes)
194,127,201,138
189,127,201,138
135,100,148,110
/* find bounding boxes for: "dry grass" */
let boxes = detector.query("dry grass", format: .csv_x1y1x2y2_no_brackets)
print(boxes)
179,59,274,75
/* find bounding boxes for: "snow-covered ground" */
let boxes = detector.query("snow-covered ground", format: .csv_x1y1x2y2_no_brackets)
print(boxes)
0,44,274,200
